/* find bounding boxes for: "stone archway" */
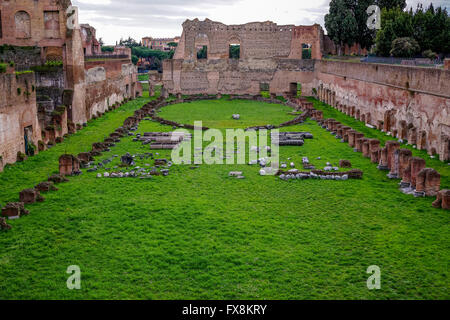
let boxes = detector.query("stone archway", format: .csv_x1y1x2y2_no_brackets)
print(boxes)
194,33,210,60
228,35,241,59
15,11,31,39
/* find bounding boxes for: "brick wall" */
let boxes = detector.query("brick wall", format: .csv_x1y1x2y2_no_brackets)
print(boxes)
0,71,41,170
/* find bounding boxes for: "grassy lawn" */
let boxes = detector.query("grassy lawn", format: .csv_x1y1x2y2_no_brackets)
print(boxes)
158,99,294,129
0,97,448,300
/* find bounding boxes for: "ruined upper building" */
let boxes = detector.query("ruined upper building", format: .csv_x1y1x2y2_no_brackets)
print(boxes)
0,0,141,170
163,19,323,96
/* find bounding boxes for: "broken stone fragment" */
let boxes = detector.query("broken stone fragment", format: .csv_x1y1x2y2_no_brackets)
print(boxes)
0,217,12,230
35,182,58,192
59,154,81,176
19,189,44,204
339,160,352,168
48,174,69,184
432,190,450,210
1,202,29,219
415,168,441,197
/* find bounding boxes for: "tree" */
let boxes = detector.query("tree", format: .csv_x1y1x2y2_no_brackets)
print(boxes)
119,37,139,48
131,55,139,65
197,46,208,59
167,42,178,47
375,7,414,56
375,4,450,57
390,37,420,57
354,0,377,54
101,46,114,53
375,0,406,10
375,20,396,56
98,37,104,47
325,0,358,55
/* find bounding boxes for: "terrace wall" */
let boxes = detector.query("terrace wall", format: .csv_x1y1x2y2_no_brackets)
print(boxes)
84,58,140,118
315,60,450,161
0,71,41,171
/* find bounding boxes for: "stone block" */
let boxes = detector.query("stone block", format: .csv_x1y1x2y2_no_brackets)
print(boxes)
59,154,81,176
1,202,29,218
432,190,450,210
385,141,400,170
415,168,441,197
19,189,44,204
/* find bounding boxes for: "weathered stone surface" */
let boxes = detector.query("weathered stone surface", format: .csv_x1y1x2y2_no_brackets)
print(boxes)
385,141,400,170
1,202,29,218
48,174,69,184
339,160,352,168
355,138,368,153
347,130,358,148
121,153,135,166
388,149,412,178
59,154,81,176
378,147,389,171
19,189,44,204
77,152,93,163
347,169,364,179
35,182,58,192
415,168,441,197
341,127,352,142
362,140,371,158
369,139,381,163
410,157,426,188
432,190,450,210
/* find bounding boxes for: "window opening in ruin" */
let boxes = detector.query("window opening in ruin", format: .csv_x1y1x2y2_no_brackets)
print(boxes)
289,83,302,97
24,126,33,156
197,45,208,60
229,44,240,59
15,11,31,39
260,83,270,96
302,43,312,59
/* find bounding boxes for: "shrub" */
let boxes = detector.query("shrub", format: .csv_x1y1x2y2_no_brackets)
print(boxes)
16,152,27,162
422,49,438,60
27,143,36,156
390,37,420,58
0,63,6,73
52,105,66,116
17,88,22,95
38,140,45,151
15,70,34,76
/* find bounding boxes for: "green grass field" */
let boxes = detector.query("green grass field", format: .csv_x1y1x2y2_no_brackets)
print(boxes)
0,96,448,300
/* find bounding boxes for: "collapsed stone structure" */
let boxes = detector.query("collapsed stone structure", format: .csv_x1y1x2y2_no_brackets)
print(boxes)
163,19,323,96
163,18,450,162
0,0,141,171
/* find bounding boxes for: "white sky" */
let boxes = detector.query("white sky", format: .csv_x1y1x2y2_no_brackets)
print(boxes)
72,0,450,45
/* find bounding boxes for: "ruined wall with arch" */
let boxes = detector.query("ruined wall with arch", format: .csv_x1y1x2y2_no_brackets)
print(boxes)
163,19,322,96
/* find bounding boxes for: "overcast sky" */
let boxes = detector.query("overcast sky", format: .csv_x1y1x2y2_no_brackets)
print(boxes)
72,0,450,45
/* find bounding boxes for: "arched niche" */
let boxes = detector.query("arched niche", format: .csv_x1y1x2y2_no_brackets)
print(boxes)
15,11,31,39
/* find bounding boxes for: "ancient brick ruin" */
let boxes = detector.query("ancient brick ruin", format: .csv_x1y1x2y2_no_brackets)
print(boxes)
0,0,141,171
163,18,450,162
163,19,322,96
